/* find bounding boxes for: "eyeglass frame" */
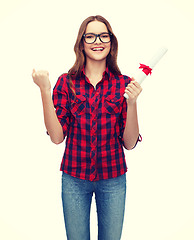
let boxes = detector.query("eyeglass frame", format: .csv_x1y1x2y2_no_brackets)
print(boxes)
82,32,113,44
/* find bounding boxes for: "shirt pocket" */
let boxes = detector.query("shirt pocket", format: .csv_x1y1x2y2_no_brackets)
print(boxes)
104,93,122,115
70,94,87,117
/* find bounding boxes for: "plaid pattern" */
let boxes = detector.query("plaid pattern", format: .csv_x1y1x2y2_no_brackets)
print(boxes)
52,67,141,181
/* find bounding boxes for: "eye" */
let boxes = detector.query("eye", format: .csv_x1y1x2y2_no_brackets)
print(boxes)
85,34,95,39
101,33,109,38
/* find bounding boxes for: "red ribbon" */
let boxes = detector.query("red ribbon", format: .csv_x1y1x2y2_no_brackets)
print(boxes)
139,64,152,76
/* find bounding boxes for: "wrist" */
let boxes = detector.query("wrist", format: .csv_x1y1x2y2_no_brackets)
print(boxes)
40,88,51,96
126,99,137,107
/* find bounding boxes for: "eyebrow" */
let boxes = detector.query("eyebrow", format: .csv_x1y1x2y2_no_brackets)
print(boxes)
84,32,109,35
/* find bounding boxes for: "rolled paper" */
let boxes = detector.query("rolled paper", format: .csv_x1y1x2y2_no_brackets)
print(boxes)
124,47,168,99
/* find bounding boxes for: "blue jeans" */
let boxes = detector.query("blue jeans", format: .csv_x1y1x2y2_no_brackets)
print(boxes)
61,172,126,240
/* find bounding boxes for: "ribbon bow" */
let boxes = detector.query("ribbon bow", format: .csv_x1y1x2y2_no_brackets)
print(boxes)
139,64,152,76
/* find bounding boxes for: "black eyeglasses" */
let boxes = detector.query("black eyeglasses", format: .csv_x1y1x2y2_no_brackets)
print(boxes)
83,32,112,44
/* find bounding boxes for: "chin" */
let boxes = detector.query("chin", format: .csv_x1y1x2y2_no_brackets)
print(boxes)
92,55,107,61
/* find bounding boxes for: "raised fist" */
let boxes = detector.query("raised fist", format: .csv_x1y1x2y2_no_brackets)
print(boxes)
32,69,51,91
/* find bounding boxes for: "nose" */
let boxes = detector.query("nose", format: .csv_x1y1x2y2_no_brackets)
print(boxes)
95,35,101,44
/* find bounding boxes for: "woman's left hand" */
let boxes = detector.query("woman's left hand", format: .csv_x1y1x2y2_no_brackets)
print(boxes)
124,77,142,105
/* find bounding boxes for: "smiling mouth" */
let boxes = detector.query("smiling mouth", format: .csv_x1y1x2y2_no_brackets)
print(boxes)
91,47,105,51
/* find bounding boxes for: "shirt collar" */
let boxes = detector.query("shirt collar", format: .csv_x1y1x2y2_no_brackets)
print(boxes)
103,66,112,80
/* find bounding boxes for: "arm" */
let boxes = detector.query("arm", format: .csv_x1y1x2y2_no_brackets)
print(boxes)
123,78,142,150
32,69,64,144
123,102,139,150
40,89,64,144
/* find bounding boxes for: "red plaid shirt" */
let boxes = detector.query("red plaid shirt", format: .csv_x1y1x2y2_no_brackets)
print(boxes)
52,67,141,181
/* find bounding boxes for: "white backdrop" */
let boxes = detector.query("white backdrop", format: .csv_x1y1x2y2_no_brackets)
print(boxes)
0,0,194,239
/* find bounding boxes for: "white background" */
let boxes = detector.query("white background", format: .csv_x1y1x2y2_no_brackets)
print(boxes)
0,0,194,239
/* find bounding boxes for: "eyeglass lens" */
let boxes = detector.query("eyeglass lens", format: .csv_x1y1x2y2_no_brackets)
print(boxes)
84,33,111,44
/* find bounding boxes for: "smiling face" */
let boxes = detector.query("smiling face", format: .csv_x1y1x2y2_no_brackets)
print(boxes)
83,20,111,64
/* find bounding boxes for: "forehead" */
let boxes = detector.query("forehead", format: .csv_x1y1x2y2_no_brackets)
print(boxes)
85,21,108,34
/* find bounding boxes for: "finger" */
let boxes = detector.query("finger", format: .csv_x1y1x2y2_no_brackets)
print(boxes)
125,87,136,97
32,69,36,77
127,80,138,87
127,83,138,92
126,87,135,95
132,81,141,89
124,89,135,100
128,81,142,93
126,85,141,97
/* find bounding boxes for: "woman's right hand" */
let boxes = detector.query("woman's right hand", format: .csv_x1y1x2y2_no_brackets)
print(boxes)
32,69,51,92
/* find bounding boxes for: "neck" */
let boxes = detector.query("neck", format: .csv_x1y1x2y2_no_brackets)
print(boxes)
85,59,106,80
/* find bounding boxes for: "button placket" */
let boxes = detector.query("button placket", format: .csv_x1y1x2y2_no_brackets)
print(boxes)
89,89,100,181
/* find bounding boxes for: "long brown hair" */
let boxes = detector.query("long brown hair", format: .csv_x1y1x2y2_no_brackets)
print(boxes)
68,15,121,99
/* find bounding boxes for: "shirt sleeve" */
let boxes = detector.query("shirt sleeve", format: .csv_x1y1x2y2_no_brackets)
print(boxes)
52,74,71,138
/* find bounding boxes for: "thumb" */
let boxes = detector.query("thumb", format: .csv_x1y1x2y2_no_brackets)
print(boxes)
32,69,36,77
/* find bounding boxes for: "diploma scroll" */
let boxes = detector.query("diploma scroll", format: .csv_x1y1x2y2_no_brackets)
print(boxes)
124,47,168,99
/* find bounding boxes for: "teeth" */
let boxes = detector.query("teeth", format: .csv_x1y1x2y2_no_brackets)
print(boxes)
92,48,104,51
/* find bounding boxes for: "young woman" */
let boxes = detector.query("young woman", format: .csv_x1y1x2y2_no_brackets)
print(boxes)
32,15,142,240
